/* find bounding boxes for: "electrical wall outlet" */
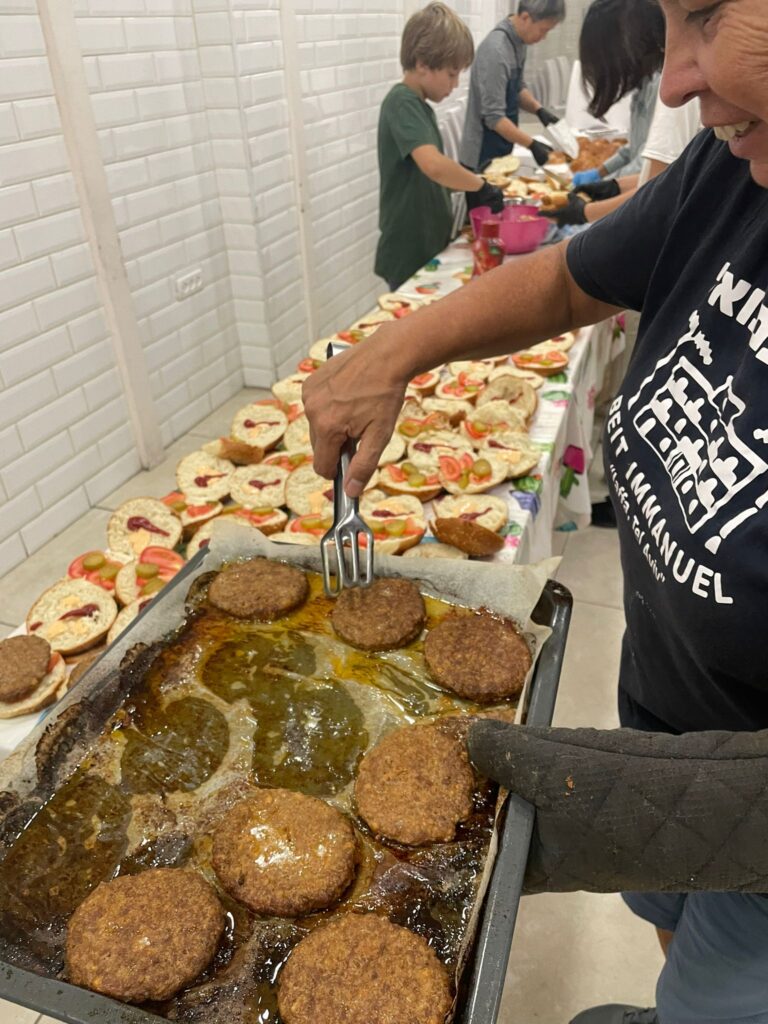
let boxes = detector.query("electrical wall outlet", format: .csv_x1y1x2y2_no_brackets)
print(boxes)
175,268,203,300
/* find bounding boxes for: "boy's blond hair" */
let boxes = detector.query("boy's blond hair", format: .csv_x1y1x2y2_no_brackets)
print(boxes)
400,3,474,72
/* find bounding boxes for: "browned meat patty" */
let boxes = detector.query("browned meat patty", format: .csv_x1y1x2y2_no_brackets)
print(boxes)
330,577,425,651
0,635,51,702
354,723,475,845
212,788,358,916
278,913,452,1024
208,557,309,620
66,867,224,1003
424,609,532,703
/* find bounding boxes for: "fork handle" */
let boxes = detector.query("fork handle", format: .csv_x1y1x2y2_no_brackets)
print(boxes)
335,437,358,516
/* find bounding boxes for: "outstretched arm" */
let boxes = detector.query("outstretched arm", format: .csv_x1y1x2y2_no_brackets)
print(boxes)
303,241,620,493
468,719,768,895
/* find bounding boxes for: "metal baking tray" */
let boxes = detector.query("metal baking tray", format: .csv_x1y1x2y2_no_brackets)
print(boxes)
0,554,571,1024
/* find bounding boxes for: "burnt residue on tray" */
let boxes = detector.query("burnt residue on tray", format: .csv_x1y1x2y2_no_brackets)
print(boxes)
0,570,514,1022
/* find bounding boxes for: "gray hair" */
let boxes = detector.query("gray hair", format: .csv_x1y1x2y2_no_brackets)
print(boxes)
516,0,566,22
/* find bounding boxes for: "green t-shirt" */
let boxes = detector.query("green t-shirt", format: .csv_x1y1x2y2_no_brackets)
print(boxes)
375,83,453,289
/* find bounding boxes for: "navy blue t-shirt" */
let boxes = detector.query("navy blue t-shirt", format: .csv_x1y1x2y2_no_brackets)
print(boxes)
567,130,768,733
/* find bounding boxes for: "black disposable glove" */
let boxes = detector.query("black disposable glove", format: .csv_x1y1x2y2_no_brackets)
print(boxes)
529,140,553,167
542,193,587,227
468,718,768,895
575,179,621,201
536,107,559,128
466,179,505,213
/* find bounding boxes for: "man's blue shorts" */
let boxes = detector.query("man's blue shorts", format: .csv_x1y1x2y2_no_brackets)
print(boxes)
619,689,768,1024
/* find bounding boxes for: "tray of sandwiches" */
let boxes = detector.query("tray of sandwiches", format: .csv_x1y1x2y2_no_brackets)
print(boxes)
0,526,571,1024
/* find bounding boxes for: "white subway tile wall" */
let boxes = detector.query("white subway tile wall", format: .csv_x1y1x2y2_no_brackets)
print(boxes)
81,5,245,447
0,8,139,578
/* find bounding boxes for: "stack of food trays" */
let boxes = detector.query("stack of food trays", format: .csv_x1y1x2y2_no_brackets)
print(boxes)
0,535,552,1024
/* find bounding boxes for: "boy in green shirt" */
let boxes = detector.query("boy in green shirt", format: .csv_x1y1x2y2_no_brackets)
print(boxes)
375,2,504,291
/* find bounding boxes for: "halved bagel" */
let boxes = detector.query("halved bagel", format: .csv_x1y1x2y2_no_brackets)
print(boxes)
421,397,473,426
377,432,406,467
402,542,468,560
431,517,505,557
229,464,289,510
283,415,313,454
489,365,543,389
107,498,182,559
447,360,493,381
461,401,529,447
284,464,334,517
477,376,537,422
478,432,541,479
407,431,474,473
230,403,288,450
201,437,264,466
107,599,152,646
176,451,234,503
26,579,118,656
433,494,508,533
438,452,507,496
271,373,309,406
377,461,442,502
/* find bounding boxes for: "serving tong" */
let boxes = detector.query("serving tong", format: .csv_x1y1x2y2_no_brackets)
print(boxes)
320,343,374,597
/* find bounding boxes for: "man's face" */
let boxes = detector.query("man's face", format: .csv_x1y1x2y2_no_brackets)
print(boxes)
420,66,461,103
660,0,768,186
517,14,560,45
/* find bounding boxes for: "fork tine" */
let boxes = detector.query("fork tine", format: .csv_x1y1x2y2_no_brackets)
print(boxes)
360,525,374,585
320,530,341,596
348,529,361,583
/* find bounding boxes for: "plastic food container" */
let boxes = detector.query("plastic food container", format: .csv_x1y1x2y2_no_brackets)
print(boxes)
469,205,550,256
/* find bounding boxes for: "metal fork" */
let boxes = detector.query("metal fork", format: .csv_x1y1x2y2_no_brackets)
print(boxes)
319,344,374,597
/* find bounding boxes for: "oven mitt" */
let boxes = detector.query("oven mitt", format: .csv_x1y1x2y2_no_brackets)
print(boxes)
468,719,768,895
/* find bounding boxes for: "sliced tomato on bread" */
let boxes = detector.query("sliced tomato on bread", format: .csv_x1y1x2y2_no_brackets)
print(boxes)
67,550,125,592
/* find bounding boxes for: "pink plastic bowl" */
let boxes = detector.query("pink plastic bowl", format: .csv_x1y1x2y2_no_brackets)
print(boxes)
470,204,549,255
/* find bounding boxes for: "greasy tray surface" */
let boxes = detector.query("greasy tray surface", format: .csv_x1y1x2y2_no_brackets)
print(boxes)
0,554,542,1023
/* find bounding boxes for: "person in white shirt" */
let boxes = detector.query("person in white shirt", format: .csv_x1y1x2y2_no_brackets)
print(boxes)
548,96,702,226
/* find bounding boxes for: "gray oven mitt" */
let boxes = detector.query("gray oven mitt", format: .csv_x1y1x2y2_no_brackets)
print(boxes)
468,719,768,894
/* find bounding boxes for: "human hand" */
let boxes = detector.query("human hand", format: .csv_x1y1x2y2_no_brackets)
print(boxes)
530,140,553,167
467,180,504,213
302,330,411,496
574,179,620,201
536,107,559,128
541,193,587,227
571,169,601,187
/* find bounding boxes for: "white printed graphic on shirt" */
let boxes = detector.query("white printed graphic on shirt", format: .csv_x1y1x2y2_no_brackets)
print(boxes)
603,261,768,604
627,309,768,554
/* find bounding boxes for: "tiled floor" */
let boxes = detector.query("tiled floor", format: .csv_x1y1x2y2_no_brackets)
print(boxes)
0,389,663,1023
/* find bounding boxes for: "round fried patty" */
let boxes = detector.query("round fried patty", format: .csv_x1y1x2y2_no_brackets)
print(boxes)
208,557,309,620
66,868,224,1003
424,610,532,703
278,913,452,1024
212,789,358,916
355,723,474,845
0,635,51,702
330,577,425,651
